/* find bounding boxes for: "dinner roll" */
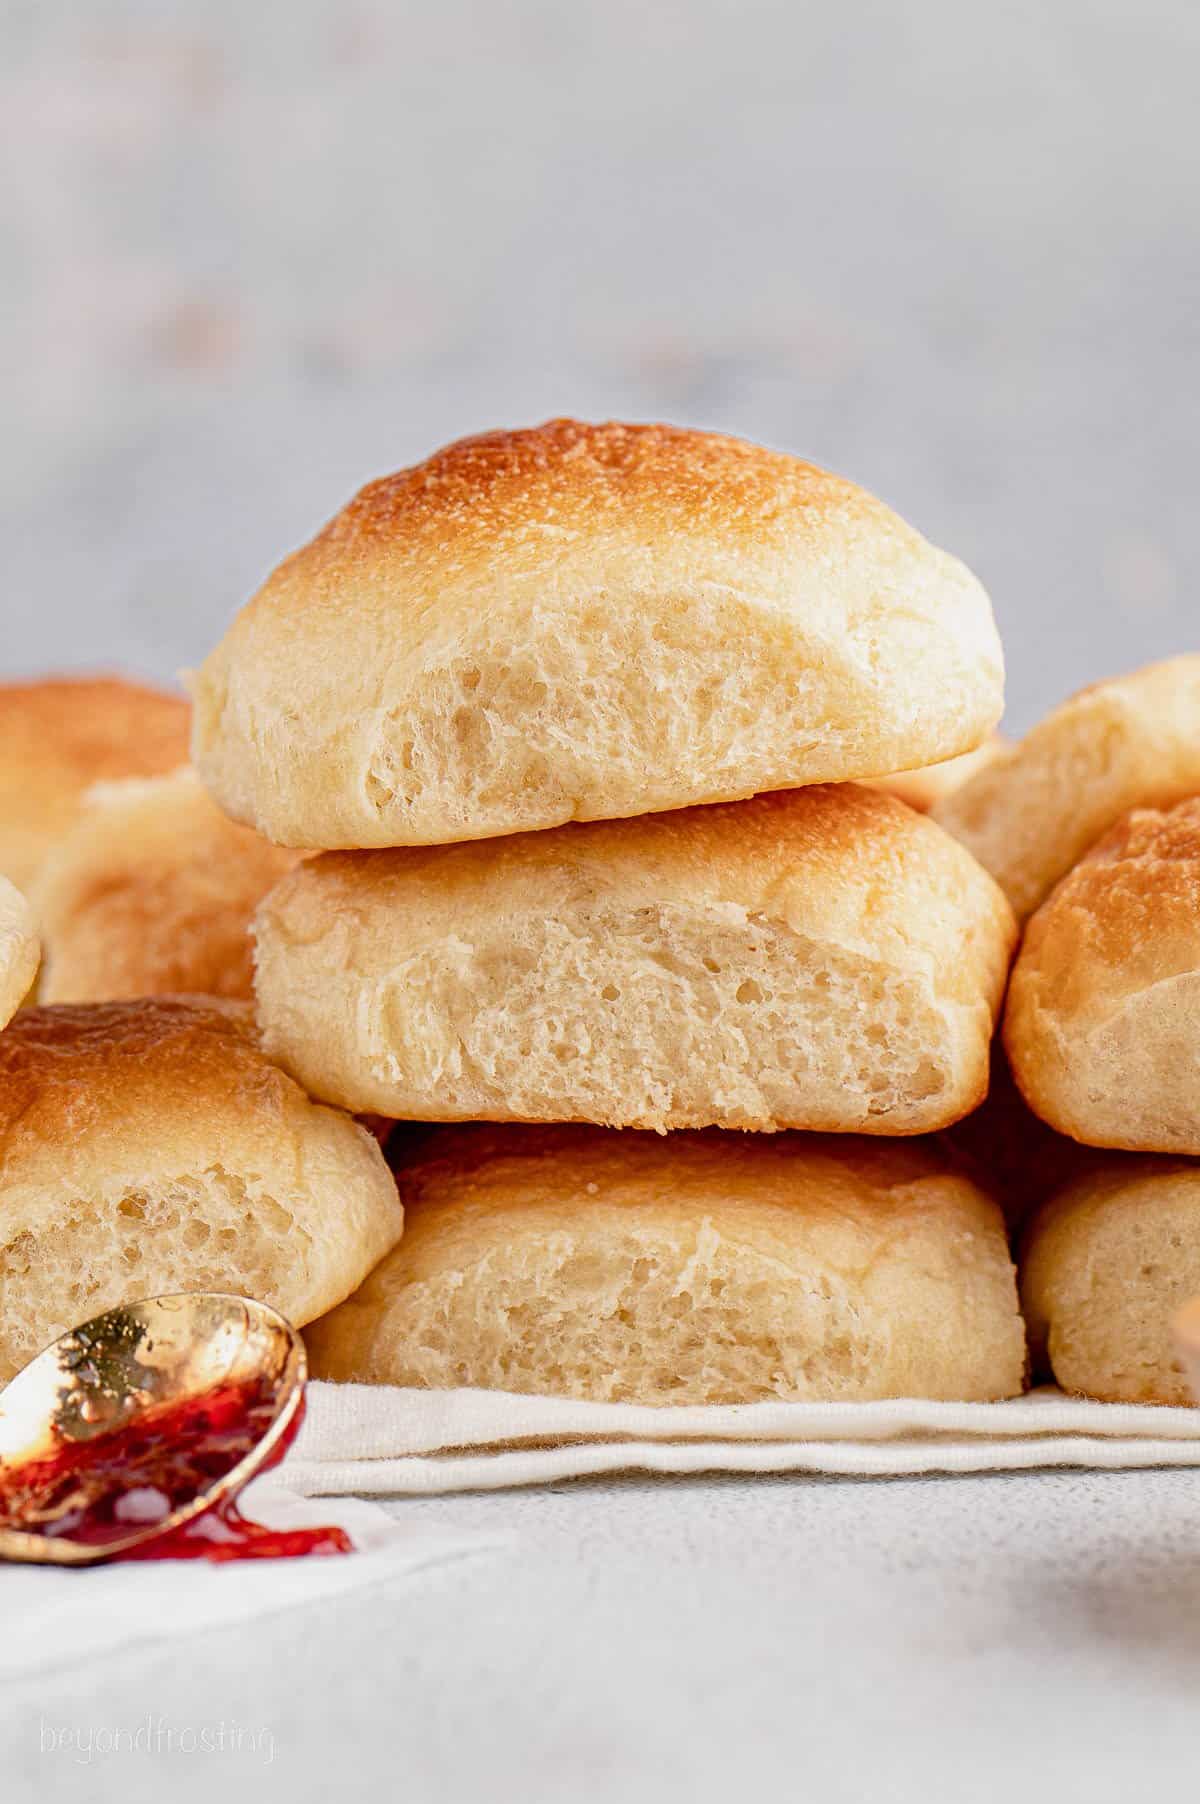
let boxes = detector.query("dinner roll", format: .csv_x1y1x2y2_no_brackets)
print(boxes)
191,419,1003,848
1005,797,1200,1153
1020,1156,1200,1403
932,655,1200,919
32,767,303,1005
255,785,1017,1135
306,1125,1025,1404
864,735,1006,813
0,675,190,893
0,877,39,1030
0,998,403,1380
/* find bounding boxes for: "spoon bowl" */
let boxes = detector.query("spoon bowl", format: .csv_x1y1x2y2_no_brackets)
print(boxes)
0,1294,305,1565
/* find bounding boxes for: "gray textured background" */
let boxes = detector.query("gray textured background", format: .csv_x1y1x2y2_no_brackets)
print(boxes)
5,0,1197,730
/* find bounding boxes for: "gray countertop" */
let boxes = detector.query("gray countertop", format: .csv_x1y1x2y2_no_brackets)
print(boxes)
5,1466,1200,1800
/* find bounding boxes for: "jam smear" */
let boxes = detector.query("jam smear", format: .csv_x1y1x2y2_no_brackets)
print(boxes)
125,1497,351,1562
0,1375,350,1563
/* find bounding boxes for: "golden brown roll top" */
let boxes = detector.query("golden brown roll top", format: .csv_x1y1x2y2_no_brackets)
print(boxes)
1005,796,1200,1153
31,767,303,1004
307,1125,1025,1404
191,419,1003,849
0,998,403,1379
254,784,1017,1135
0,675,191,893
933,655,1200,920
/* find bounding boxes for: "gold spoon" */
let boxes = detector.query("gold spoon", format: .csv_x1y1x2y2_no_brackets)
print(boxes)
0,1294,305,1566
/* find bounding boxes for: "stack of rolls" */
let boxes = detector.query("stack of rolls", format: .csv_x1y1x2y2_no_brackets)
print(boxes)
10,420,1194,1414
181,418,1029,1406
934,656,1200,1403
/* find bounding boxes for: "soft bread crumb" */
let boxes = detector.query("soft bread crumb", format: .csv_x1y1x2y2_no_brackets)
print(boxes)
307,1126,1026,1405
255,785,1016,1135
1021,1157,1200,1403
0,875,38,1030
0,998,403,1379
1,1166,302,1378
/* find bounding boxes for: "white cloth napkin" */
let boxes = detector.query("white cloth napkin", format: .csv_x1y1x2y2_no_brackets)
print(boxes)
1,1480,499,1681
278,1381,1200,1495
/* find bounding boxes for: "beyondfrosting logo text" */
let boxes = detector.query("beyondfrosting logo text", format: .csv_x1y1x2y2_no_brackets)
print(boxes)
38,1715,275,1766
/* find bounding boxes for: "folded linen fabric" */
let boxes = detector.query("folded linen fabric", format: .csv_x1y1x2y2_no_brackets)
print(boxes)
278,1383,1200,1497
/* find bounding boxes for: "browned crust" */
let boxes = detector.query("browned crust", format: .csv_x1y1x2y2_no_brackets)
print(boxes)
32,770,303,1004
0,675,191,889
0,676,189,779
1005,796,1200,1150
0,998,275,1161
286,419,888,576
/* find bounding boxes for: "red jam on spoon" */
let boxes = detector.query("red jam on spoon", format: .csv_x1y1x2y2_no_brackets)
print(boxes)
0,1294,351,1565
